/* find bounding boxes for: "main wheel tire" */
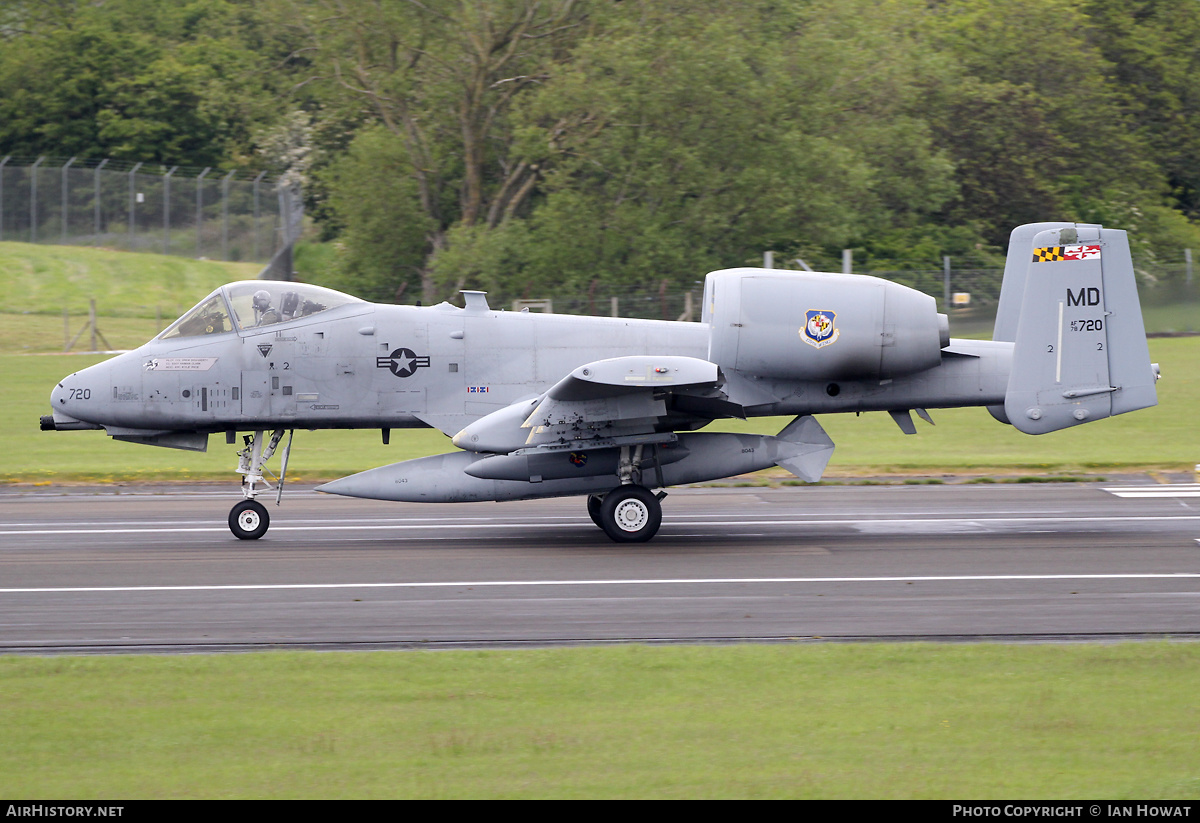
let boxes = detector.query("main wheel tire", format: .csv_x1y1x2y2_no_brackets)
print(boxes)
598,485,662,543
587,494,605,529
229,499,270,540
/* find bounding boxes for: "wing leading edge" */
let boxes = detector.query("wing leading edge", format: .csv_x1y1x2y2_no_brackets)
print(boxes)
452,355,731,454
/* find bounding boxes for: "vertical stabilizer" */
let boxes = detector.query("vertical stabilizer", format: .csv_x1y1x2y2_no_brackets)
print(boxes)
1003,224,1157,435
994,222,1097,343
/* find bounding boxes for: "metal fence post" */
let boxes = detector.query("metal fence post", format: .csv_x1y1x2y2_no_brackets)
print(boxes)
252,170,266,262
127,161,143,243
943,255,951,308
221,170,235,261
93,158,108,239
0,155,9,242
61,156,76,242
278,182,289,249
30,155,45,242
163,165,177,255
195,167,210,258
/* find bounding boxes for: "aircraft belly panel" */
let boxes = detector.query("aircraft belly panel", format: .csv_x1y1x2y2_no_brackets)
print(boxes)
382,388,427,414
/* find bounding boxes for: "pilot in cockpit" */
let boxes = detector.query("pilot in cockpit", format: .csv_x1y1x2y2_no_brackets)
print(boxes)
252,289,281,327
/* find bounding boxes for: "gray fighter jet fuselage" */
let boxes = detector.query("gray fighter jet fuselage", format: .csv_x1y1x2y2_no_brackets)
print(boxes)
42,222,1159,542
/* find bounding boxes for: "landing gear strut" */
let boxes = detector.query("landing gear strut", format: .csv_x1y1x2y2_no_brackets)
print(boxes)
229,428,293,539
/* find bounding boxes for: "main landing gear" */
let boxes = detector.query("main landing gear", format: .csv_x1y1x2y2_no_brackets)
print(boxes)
228,428,293,540
586,443,667,542
588,485,666,543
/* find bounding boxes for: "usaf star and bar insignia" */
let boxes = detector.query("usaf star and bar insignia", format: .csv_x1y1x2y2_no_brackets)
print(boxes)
376,347,430,378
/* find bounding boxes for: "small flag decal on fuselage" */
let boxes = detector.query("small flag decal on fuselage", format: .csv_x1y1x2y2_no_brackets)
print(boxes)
1032,244,1101,262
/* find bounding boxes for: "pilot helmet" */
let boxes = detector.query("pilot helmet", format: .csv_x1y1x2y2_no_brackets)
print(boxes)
252,290,272,311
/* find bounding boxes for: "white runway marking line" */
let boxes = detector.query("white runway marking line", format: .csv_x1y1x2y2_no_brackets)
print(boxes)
4,573,1200,595
1104,484,1200,498
4,514,1200,536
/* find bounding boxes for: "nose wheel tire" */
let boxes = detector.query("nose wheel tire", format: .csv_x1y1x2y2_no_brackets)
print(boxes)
599,485,662,543
229,499,270,540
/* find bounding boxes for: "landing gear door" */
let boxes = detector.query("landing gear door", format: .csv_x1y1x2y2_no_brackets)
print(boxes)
241,337,271,417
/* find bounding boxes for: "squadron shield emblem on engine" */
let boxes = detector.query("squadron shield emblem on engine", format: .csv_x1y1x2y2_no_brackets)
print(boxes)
802,310,839,349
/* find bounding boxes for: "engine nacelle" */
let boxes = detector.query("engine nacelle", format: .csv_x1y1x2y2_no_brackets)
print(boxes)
703,268,948,381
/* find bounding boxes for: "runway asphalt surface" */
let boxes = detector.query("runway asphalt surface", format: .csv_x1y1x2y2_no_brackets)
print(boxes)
2,479,1199,653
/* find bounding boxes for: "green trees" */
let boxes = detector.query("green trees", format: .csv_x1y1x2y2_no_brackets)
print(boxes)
0,0,288,166
920,0,1156,246
481,0,960,292
303,0,966,300
287,0,590,301
2,0,1198,301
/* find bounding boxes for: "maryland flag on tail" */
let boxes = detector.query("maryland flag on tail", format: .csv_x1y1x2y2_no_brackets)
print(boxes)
1032,244,1102,262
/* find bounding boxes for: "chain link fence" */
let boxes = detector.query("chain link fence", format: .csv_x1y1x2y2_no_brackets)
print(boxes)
0,156,292,264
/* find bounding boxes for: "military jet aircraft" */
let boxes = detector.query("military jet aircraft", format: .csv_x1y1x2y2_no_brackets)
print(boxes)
42,222,1159,542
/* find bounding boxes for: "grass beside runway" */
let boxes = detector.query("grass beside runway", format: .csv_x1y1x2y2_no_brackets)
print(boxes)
2,642,1199,799
5,336,1197,484
0,241,260,330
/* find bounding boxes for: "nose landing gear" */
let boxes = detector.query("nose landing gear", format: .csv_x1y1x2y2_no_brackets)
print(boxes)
229,429,293,539
229,499,270,540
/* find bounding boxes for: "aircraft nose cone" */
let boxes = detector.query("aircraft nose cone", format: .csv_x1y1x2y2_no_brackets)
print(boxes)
51,361,111,422
50,381,68,408
50,374,89,413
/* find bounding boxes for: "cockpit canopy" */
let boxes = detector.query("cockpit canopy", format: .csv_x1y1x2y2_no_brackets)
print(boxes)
158,282,363,340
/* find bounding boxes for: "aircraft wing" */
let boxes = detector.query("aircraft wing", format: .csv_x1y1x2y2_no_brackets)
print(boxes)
451,355,735,454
